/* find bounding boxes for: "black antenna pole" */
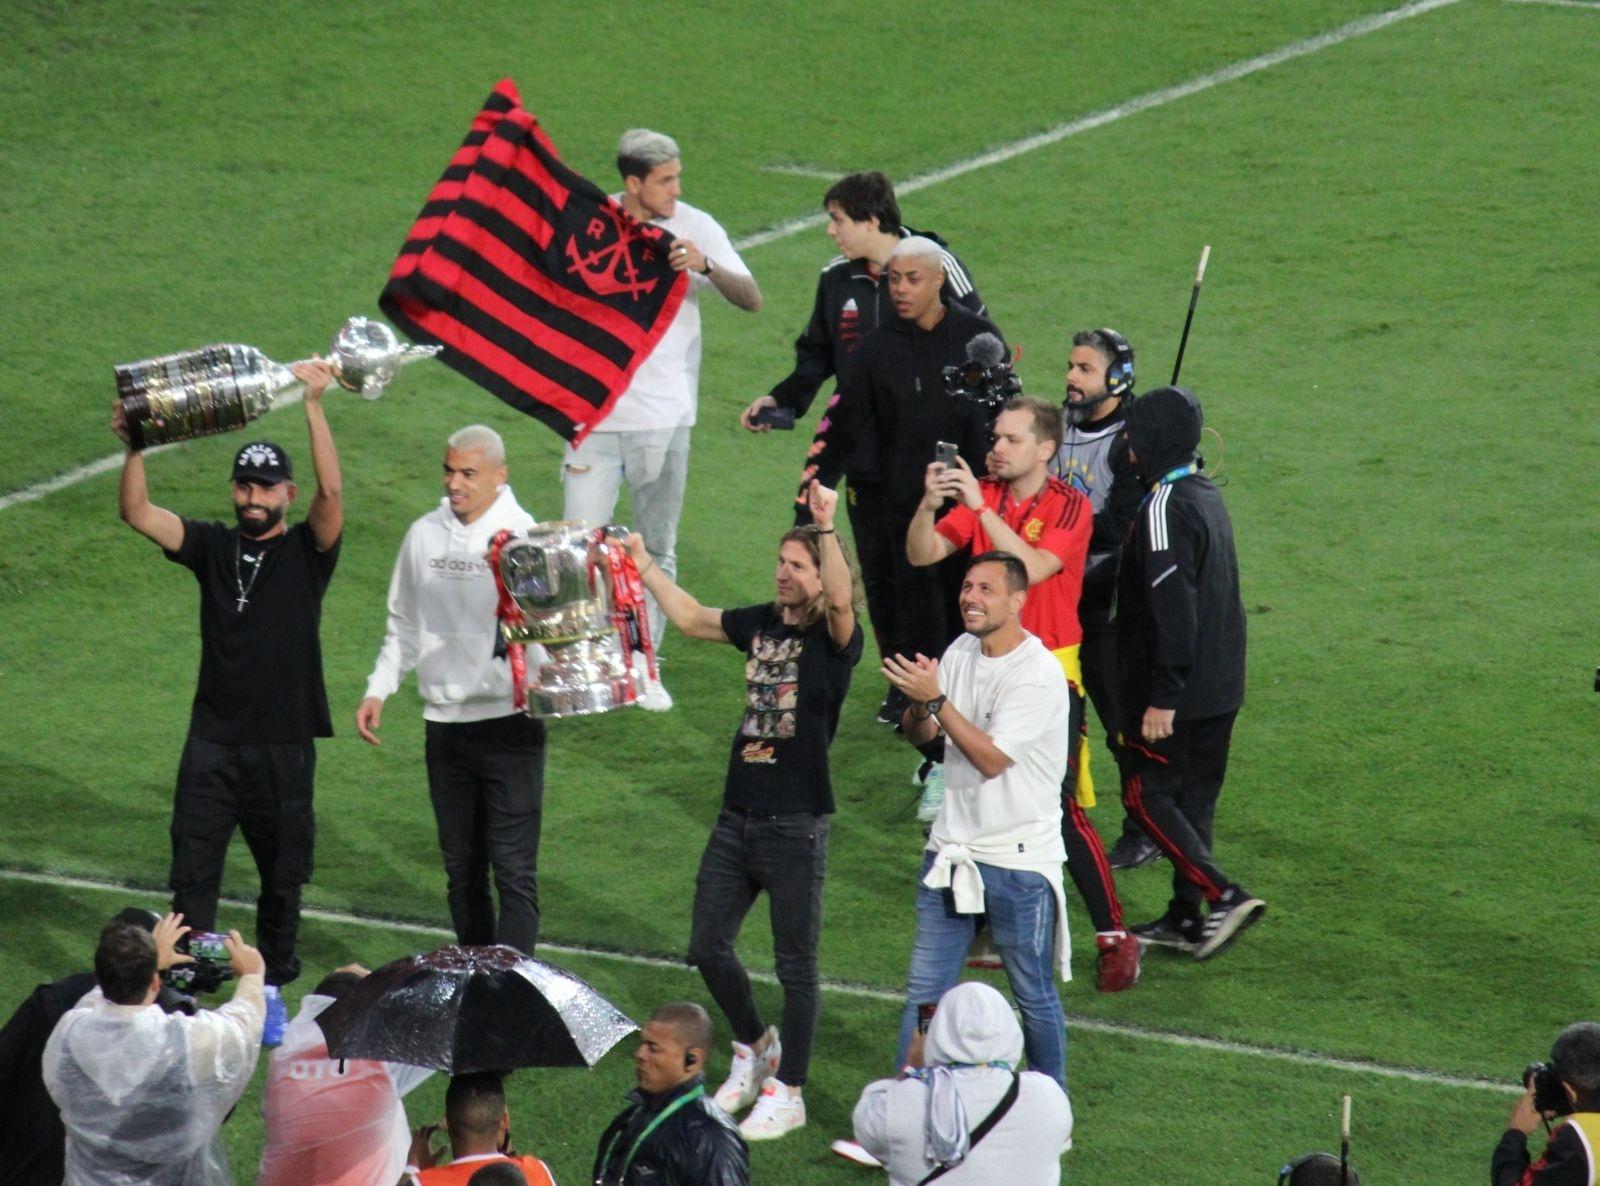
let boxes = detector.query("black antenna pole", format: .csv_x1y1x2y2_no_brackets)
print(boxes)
1171,244,1211,385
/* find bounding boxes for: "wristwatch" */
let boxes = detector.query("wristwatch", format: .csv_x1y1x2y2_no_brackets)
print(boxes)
702,256,716,277
924,695,947,717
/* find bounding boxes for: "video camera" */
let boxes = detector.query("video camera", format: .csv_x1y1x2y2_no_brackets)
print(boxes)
164,930,235,994
942,332,1021,410
1524,1061,1573,1117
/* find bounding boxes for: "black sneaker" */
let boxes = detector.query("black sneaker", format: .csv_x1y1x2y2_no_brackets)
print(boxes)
1194,887,1266,961
1130,912,1202,952
876,687,908,726
1108,833,1164,870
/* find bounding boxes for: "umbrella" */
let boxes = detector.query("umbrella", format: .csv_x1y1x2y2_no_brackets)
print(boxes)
314,944,637,1073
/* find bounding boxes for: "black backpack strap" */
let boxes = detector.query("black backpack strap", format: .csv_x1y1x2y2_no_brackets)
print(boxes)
916,1072,1023,1186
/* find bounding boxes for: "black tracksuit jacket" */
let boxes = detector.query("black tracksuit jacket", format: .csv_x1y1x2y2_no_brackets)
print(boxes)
1115,388,1246,722
768,227,983,489
828,301,1008,521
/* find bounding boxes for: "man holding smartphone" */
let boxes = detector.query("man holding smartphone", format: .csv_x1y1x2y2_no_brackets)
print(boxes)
743,173,984,726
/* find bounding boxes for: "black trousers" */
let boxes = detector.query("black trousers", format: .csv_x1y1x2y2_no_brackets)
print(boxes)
1060,682,1123,933
424,714,546,954
686,808,829,1087
1119,710,1239,910
845,479,897,659
169,735,315,986
1080,623,1149,846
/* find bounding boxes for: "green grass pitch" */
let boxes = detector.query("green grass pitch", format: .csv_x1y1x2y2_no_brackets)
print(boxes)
3,1,1598,1182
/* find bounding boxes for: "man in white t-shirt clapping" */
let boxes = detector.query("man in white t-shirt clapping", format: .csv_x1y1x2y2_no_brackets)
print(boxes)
882,551,1073,1089
563,129,762,675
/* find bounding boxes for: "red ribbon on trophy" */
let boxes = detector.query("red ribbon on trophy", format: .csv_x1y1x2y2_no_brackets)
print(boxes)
487,530,531,712
599,529,656,698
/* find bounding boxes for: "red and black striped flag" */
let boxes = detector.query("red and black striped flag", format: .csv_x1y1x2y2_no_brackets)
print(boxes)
379,79,687,443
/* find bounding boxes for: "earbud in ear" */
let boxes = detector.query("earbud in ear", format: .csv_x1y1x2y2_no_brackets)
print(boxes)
684,1051,697,1069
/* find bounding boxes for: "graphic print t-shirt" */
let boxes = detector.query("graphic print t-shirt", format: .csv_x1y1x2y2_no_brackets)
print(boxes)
720,603,863,814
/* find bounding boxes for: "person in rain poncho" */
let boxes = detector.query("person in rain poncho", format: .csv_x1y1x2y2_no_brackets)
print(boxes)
257,964,432,1186
851,981,1072,1185
43,917,266,1186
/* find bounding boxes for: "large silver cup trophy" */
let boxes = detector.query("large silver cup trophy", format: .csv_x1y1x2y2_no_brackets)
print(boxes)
491,523,647,718
115,317,441,449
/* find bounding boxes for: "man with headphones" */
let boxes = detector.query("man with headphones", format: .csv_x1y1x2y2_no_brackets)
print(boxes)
1053,329,1160,870
593,1003,750,1186
1494,1022,1600,1185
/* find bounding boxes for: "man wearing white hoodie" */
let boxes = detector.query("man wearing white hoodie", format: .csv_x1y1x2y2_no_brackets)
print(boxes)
356,425,544,953
851,982,1072,1185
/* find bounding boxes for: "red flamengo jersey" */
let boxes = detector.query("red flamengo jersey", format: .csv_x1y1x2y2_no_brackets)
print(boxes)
936,476,1092,649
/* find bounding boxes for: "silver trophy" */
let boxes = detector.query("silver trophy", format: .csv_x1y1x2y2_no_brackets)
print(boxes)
493,523,642,718
115,316,441,449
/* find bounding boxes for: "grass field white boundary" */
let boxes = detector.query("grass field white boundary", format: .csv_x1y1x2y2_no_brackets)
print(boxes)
0,864,1513,1096
0,0,1462,515
1501,0,1600,9
760,163,845,180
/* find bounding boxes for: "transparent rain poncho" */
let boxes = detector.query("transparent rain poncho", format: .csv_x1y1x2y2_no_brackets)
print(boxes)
42,982,263,1186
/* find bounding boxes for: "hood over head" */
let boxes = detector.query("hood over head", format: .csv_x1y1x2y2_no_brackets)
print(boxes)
1125,385,1202,483
924,982,1023,1068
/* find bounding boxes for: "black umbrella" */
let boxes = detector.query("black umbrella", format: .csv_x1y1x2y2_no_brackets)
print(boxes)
314,944,637,1073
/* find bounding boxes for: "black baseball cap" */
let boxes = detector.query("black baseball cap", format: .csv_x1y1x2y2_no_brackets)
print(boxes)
232,440,293,484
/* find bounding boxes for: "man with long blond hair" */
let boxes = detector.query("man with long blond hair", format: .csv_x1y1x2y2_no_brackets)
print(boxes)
625,482,862,1142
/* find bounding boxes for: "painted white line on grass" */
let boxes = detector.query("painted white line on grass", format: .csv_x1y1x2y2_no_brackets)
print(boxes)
732,0,1462,252
0,390,305,514
760,163,845,180
0,864,1513,1095
0,0,1459,515
1501,0,1600,8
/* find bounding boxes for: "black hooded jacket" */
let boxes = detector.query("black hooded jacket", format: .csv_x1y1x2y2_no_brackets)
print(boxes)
592,1076,749,1186
828,300,1008,520
1115,387,1246,721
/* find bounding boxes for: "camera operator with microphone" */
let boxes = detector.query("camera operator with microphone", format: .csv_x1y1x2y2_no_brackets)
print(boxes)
828,237,1008,786
1494,1023,1600,1185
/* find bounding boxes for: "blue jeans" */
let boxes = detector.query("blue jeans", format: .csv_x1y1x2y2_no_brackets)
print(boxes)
897,850,1067,1089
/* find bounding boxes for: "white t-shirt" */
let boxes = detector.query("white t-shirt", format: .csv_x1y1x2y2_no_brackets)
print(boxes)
928,631,1069,862
595,198,751,432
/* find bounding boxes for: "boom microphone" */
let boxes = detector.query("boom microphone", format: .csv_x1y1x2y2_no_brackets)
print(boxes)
966,332,1006,366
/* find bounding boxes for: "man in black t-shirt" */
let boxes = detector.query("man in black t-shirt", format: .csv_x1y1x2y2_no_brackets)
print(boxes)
625,482,862,1143
111,360,344,1039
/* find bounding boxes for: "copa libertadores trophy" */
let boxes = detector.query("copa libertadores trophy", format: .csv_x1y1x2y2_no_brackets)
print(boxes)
114,316,441,449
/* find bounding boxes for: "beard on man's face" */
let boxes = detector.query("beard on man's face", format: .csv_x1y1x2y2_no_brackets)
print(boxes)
235,503,285,538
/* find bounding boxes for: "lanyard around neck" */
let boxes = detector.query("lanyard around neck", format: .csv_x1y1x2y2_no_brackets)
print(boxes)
599,1084,704,1183
1140,462,1199,508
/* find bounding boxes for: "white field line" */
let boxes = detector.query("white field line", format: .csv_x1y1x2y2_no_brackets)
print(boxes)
0,0,1461,516
0,390,305,513
732,0,1464,251
1501,0,1600,9
760,163,845,180
0,865,1513,1096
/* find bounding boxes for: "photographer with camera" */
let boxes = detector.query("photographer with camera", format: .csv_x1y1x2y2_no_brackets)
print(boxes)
1494,1023,1600,1184
0,908,198,1186
42,915,266,1186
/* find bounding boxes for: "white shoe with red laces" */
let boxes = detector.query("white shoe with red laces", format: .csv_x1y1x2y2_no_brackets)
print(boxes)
739,1080,806,1140
712,1026,780,1115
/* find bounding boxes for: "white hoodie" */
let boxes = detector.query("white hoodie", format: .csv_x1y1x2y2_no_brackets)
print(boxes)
364,486,537,722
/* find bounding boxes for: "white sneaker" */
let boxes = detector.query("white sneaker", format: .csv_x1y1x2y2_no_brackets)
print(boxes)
713,1026,780,1115
830,1138,883,1167
739,1080,806,1140
631,654,673,712
915,763,946,823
